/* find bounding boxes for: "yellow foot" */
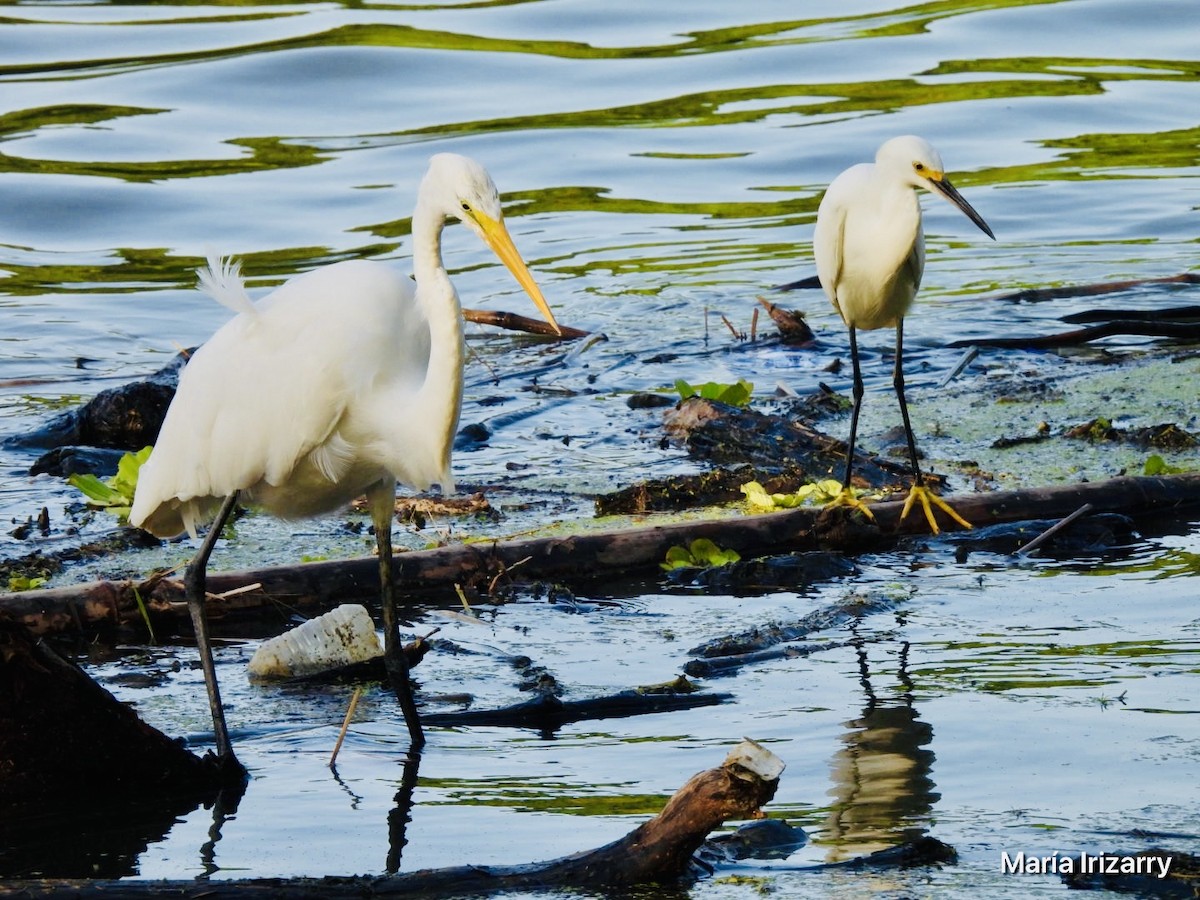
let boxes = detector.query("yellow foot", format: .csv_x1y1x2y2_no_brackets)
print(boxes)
899,484,972,535
824,486,876,522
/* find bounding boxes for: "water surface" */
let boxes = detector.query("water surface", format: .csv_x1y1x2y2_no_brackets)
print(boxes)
1,0,1198,895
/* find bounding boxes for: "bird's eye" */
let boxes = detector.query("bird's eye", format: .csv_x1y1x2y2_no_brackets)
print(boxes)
913,161,925,172
460,201,471,212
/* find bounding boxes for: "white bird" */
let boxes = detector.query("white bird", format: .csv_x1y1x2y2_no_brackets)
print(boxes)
131,153,561,772
813,135,994,533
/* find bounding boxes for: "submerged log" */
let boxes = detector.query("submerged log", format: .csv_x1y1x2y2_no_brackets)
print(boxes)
422,686,732,730
949,319,1200,350
683,587,904,678
0,739,784,898
5,473,1200,640
988,272,1200,304
8,353,187,453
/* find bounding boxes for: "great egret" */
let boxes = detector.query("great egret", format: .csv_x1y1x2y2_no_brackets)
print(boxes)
130,153,561,772
813,135,994,533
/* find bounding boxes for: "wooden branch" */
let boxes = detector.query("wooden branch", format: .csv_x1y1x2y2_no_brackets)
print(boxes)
6,474,1200,640
463,307,589,340
0,740,783,898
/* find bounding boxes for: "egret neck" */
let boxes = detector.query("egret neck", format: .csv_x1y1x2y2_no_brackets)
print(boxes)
410,199,465,496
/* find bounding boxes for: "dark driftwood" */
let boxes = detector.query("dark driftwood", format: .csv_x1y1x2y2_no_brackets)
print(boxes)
0,740,782,898
5,473,1200,640
949,319,1200,350
987,272,1200,304
0,620,234,804
422,687,732,729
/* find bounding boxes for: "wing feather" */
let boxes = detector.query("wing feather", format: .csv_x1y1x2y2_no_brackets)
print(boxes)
131,259,427,536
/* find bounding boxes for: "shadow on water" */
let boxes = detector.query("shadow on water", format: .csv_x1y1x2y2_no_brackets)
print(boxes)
0,786,243,880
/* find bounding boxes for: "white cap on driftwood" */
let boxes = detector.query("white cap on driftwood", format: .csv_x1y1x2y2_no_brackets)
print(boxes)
723,738,786,782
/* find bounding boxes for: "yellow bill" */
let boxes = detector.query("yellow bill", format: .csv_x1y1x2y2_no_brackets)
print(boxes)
477,212,562,335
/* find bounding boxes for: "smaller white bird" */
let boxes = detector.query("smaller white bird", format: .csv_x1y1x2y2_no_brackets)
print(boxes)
814,135,994,533
131,154,560,773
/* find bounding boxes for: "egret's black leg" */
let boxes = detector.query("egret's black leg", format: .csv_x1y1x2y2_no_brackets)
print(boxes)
185,490,243,772
892,319,972,533
892,318,926,487
373,481,425,749
841,325,866,491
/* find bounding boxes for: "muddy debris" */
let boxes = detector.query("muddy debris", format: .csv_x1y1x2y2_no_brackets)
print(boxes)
1,526,162,592
1060,847,1199,897
597,464,817,515
1064,418,1198,449
662,395,920,486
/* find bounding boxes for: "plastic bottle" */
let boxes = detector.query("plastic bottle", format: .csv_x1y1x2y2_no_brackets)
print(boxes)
248,603,383,679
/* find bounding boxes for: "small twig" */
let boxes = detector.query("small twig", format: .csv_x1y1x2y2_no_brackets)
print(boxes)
720,314,744,341
938,346,979,388
465,340,500,384
750,307,759,342
487,554,533,596
329,686,363,768
454,583,475,616
213,582,263,600
1016,503,1094,557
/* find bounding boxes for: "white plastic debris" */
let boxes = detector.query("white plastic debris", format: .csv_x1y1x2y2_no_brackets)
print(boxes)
248,604,383,679
724,738,786,782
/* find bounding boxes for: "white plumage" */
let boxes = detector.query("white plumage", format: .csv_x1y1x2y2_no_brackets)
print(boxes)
813,135,993,532
132,259,449,537
132,153,557,538
130,153,560,765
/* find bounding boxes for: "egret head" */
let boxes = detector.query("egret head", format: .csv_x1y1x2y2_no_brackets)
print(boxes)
422,153,561,333
877,135,994,240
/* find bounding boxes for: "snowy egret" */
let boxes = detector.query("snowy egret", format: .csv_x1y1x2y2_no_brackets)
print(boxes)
131,154,561,770
813,135,994,533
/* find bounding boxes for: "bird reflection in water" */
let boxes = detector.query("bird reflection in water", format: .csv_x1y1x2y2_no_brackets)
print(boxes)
823,640,938,861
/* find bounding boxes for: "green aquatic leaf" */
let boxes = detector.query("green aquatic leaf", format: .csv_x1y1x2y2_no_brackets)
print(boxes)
674,378,754,407
112,446,153,500
741,478,852,510
660,538,741,571
67,473,124,506
1144,454,1187,476
7,575,48,591
67,446,153,523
